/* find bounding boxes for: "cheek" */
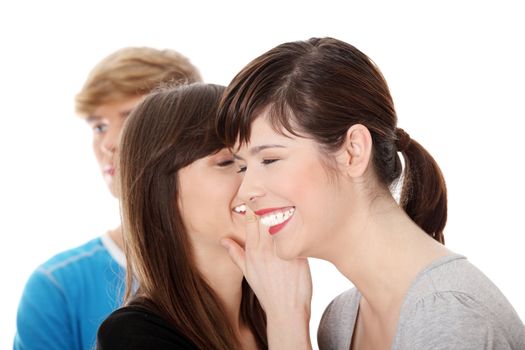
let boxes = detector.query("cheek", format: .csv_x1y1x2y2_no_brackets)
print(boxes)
211,176,239,208
271,159,327,203
92,139,103,161
283,161,335,230
196,175,237,214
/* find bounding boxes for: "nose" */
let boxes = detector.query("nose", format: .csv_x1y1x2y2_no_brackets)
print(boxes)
237,168,265,205
101,125,120,155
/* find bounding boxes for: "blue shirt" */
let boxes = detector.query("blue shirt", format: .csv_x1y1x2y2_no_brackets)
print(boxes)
14,235,126,350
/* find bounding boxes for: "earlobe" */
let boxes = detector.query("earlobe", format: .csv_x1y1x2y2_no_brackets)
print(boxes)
341,124,373,178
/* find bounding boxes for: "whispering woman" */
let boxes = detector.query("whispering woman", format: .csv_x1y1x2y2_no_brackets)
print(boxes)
96,83,267,350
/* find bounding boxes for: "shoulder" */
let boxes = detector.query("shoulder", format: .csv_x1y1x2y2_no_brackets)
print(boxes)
396,290,525,349
320,288,359,323
317,288,359,350
395,255,525,349
19,237,106,292
17,236,123,318
30,236,120,288
97,305,198,350
15,237,125,350
40,237,110,272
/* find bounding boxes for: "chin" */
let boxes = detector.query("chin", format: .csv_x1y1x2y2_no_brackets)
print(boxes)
223,233,245,248
109,189,119,198
106,183,119,198
274,243,302,261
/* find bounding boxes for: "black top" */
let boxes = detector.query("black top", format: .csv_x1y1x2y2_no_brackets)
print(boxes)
97,305,199,349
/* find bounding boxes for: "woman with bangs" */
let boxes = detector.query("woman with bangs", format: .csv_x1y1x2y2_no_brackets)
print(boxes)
96,83,266,350
216,38,525,349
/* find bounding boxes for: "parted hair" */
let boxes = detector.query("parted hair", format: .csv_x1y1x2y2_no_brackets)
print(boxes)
75,47,202,116
119,83,267,350
216,37,447,243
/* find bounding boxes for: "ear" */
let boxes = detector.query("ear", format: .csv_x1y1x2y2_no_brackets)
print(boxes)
336,124,373,178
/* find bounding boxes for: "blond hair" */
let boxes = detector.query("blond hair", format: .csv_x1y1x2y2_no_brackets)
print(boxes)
75,47,202,116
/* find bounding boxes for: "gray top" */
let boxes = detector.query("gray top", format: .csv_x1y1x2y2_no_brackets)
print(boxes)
318,254,525,349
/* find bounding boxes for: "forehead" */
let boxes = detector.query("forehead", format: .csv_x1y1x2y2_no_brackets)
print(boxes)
89,95,145,120
234,117,304,159
237,112,295,146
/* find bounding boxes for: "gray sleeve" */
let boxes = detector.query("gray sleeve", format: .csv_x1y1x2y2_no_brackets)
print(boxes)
395,291,525,350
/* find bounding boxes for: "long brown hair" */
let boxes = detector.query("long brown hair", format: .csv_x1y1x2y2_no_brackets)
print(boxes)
119,83,267,349
217,37,447,243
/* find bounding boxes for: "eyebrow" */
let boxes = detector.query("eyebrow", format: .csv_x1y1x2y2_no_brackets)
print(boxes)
86,115,101,123
233,144,286,160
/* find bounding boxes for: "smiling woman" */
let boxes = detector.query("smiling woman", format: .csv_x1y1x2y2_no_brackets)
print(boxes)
97,83,267,350
216,37,525,349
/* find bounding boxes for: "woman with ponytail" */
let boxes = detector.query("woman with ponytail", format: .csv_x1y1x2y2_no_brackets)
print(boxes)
216,38,525,349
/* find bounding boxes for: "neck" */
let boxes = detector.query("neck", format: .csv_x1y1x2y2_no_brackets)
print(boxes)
108,225,124,251
325,193,449,318
192,242,246,332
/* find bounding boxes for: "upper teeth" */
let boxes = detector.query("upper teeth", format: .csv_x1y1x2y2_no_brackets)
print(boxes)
233,204,246,213
260,207,295,227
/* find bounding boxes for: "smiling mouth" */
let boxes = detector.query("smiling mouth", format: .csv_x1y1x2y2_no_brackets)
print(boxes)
233,204,246,215
259,207,295,227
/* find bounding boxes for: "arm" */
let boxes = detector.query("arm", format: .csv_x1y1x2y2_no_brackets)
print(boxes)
221,209,313,350
14,269,75,350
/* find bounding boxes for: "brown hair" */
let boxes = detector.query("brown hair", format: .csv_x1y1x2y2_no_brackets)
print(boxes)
75,47,202,116
217,37,446,243
119,83,267,349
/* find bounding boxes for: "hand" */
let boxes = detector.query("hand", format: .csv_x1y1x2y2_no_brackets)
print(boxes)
221,208,313,349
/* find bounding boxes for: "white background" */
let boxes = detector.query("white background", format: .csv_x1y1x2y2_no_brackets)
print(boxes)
1,1,524,348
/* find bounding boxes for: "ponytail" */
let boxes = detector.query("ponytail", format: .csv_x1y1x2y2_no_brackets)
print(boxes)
213,37,447,244
397,129,447,243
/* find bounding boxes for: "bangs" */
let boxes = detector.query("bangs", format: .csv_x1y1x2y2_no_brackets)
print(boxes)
216,79,306,151
216,39,323,149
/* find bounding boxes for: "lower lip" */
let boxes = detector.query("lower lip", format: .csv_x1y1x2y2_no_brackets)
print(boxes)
105,169,115,176
268,216,293,235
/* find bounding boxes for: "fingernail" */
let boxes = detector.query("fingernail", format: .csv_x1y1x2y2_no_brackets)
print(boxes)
245,208,257,223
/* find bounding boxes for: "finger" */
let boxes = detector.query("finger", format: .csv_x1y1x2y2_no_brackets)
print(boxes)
244,207,260,250
220,238,246,275
257,218,274,251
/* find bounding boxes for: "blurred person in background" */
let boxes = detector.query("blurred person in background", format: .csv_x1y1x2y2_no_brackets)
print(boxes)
14,47,201,350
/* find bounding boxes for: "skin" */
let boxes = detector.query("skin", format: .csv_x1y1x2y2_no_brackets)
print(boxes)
86,97,259,348
86,97,259,347
178,148,258,349
222,113,450,350
86,95,145,249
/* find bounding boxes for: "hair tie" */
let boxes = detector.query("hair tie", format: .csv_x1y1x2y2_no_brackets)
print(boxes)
395,128,411,152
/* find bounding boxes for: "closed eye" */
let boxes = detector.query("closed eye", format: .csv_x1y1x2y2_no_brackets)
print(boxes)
262,159,279,165
217,160,235,167
237,165,247,173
